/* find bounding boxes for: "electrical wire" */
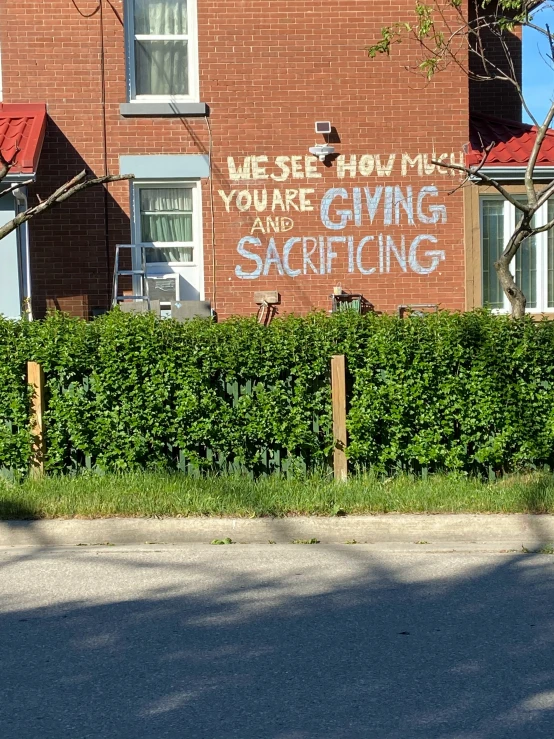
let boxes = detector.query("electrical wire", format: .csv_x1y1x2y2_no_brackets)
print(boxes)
99,0,112,306
71,0,100,18
104,0,123,25
205,115,217,313
70,0,111,309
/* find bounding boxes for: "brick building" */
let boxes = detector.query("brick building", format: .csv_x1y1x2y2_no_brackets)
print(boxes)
0,0,550,320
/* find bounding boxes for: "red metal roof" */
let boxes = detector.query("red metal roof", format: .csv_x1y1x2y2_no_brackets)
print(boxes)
468,113,554,168
0,103,47,175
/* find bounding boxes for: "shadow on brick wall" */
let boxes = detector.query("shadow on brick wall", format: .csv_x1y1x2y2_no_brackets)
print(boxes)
28,117,131,319
468,6,522,123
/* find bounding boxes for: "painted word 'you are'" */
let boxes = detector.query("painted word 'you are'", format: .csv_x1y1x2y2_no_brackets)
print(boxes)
234,185,448,279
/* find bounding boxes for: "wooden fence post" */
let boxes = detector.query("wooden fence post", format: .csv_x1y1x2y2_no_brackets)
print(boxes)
331,354,348,482
27,361,45,477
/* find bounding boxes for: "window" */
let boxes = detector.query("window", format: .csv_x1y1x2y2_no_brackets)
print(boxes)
132,181,205,300
481,197,554,312
128,0,199,101
134,183,199,264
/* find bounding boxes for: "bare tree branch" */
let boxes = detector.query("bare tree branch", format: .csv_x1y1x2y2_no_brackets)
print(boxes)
531,216,554,235
443,139,495,196
446,172,473,196
0,179,34,199
526,20,554,41
535,177,554,209
545,22,554,62
0,171,134,242
496,30,539,127
526,1,550,12
0,148,15,181
367,0,554,318
525,99,554,208
502,212,532,263
430,158,530,211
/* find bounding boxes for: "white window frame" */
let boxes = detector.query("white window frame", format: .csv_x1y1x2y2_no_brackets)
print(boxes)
126,0,200,103
481,195,551,314
131,180,204,297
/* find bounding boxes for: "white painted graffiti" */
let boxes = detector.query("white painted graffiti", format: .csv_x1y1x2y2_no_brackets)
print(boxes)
218,188,316,213
227,152,464,182
319,186,447,229
235,233,445,279
226,154,452,280
232,184,447,279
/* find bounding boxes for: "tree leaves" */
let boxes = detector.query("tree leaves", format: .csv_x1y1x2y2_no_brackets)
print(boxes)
2,309,554,477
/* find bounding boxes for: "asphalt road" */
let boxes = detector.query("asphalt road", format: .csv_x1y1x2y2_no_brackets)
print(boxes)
1,544,553,739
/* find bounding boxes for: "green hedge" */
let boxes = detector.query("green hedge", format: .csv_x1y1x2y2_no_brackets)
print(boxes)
2,309,554,476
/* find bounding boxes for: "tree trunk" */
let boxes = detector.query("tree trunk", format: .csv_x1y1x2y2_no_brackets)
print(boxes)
495,257,526,318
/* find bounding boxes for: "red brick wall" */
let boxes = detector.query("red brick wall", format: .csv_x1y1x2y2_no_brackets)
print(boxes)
1,0,475,319
468,1,522,122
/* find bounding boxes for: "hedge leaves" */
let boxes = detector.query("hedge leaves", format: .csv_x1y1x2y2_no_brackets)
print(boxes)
1,309,554,476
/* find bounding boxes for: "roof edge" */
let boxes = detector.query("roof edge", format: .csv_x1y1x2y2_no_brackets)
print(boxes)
472,166,554,182
0,103,47,175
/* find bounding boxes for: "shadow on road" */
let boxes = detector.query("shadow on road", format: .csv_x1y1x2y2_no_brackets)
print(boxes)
0,497,59,569
0,541,553,739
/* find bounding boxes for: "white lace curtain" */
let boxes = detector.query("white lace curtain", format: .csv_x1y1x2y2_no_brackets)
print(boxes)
140,188,192,215
134,0,189,95
140,188,193,262
134,0,188,35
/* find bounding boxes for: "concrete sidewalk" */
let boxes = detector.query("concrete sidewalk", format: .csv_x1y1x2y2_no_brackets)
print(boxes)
1,514,554,551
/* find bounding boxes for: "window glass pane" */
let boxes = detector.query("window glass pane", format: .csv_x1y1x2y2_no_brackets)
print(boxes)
515,211,537,310
515,235,537,309
135,40,188,95
134,0,188,35
145,246,193,263
482,200,505,309
139,188,194,263
142,213,193,242
140,187,192,212
547,200,554,308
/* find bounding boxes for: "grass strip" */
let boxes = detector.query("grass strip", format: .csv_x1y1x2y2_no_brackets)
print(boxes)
1,471,554,519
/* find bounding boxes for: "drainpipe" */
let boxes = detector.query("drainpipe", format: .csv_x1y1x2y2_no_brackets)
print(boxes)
12,187,33,321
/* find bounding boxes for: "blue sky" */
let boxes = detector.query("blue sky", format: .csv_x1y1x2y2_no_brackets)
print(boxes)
523,4,554,123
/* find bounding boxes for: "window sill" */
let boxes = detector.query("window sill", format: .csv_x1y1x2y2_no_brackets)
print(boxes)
120,102,209,117
490,308,554,316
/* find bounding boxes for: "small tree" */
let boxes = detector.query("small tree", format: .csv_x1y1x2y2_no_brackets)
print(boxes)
367,0,553,318
0,150,133,242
